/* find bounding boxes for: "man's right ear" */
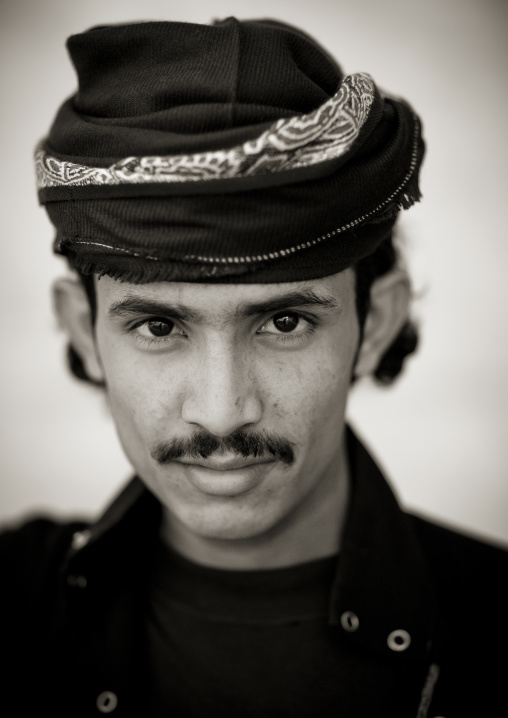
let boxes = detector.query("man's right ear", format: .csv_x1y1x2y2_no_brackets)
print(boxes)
52,277,104,384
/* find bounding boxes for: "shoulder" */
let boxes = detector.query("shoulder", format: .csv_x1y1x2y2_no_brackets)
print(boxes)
0,514,88,560
406,516,508,710
0,516,88,602
409,512,508,583
408,513,508,642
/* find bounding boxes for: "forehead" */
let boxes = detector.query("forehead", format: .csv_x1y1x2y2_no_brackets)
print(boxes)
94,270,356,321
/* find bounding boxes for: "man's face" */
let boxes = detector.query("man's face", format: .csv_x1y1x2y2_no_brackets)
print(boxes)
92,270,360,541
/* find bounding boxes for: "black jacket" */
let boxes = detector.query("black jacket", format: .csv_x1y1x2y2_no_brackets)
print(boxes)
2,430,507,717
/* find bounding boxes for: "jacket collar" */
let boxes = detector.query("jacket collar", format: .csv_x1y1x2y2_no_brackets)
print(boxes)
329,427,437,661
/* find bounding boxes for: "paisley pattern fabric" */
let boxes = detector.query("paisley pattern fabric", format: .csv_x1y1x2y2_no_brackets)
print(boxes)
35,74,375,190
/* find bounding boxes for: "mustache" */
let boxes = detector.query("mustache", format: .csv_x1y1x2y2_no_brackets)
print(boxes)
151,429,295,466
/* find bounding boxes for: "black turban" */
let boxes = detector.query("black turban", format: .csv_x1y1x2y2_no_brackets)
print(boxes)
36,18,424,283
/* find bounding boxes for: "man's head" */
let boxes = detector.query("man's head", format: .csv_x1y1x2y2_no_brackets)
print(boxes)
38,18,423,562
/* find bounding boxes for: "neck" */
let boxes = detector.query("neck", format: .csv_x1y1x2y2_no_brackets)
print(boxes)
160,436,351,570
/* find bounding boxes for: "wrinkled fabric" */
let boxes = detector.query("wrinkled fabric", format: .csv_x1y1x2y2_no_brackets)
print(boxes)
37,18,424,283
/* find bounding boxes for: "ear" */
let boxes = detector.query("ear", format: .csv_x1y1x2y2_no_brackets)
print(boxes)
354,269,410,378
53,277,104,383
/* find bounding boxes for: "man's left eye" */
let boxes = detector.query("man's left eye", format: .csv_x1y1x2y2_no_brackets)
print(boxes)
144,320,174,337
271,311,301,333
259,311,312,337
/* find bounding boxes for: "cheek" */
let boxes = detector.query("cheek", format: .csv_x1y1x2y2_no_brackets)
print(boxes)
96,331,181,452
261,323,359,441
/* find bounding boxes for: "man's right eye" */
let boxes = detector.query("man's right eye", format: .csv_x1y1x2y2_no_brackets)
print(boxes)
130,317,184,345
142,319,174,337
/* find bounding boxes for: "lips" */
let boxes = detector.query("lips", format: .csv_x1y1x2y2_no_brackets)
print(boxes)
173,456,276,497
178,456,273,472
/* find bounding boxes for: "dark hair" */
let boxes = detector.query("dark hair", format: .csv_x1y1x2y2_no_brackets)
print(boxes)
353,235,419,384
66,236,418,387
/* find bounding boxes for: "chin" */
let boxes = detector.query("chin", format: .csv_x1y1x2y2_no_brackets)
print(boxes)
175,502,282,543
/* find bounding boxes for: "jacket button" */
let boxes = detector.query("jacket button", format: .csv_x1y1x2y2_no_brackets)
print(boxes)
340,611,360,632
72,529,91,550
387,629,411,651
66,574,87,588
96,691,118,713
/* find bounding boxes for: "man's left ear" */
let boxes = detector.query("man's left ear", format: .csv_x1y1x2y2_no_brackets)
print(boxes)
354,269,410,378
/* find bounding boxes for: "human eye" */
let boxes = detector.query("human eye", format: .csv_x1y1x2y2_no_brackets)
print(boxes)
129,317,186,348
257,311,316,345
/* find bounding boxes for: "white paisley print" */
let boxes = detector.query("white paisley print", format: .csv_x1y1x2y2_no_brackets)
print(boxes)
35,73,375,189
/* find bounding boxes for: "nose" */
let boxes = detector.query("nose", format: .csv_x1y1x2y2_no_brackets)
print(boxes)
181,338,262,437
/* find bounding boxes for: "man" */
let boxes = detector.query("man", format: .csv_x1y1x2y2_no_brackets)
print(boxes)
2,17,507,717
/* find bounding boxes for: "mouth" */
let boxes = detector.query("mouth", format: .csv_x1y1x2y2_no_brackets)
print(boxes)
172,455,277,497
177,456,274,471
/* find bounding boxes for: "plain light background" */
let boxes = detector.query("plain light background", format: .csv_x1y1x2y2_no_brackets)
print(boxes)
1,0,507,546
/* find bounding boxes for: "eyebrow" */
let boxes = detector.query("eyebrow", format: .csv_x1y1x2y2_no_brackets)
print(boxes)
107,289,339,322
108,296,200,322
238,290,339,316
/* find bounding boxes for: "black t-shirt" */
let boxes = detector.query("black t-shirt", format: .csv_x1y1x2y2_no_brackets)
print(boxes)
143,540,425,717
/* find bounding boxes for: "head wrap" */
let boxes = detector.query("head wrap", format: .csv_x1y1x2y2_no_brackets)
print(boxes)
36,18,424,283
